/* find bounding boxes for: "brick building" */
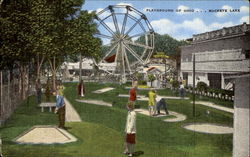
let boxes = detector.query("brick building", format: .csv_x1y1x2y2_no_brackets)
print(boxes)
180,23,250,89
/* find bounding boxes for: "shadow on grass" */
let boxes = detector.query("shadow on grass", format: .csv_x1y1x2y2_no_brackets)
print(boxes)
133,151,144,156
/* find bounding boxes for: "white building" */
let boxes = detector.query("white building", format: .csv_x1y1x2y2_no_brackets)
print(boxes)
180,23,250,89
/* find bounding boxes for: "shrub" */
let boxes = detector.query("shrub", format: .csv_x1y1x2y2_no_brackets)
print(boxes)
197,82,208,92
172,80,179,89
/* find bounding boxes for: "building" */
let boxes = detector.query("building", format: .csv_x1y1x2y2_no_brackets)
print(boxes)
180,23,250,89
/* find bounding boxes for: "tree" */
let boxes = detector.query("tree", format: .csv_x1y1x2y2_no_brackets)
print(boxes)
153,52,170,87
66,10,102,82
28,0,102,89
147,74,156,87
0,0,33,99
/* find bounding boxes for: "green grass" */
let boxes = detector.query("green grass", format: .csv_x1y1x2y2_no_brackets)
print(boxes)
0,82,233,157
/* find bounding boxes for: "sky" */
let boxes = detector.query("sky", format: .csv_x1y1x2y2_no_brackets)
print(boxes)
81,0,249,42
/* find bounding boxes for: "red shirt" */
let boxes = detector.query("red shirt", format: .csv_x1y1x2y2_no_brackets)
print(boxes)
129,88,136,101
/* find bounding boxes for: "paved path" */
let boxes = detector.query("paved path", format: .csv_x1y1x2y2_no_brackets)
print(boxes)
75,99,112,107
163,111,187,122
191,101,234,113
134,108,186,122
92,87,114,94
65,98,82,122
183,123,233,134
118,94,189,101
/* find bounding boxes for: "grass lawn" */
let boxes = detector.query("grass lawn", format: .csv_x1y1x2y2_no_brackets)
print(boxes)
0,82,233,157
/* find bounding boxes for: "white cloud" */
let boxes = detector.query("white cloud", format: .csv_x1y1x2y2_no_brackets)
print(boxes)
182,18,209,33
240,6,249,14
151,18,177,34
116,2,133,6
176,5,190,15
208,22,234,30
215,5,233,18
240,16,250,24
150,18,237,39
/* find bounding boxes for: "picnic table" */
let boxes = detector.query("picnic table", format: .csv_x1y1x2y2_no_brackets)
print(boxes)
39,102,56,112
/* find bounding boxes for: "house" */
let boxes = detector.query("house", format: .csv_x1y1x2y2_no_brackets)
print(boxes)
180,23,250,89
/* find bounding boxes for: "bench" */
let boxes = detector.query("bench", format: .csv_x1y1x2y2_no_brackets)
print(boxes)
39,102,56,112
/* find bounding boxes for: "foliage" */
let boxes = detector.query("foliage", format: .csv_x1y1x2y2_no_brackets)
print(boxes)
197,81,208,92
147,74,156,82
0,0,33,69
171,80,179,89
153,33,187,56
147,74,156,87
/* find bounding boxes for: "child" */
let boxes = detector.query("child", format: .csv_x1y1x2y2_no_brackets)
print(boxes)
124,102,136,157
148,89,156,116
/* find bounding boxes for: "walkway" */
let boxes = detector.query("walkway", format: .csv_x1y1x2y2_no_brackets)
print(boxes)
183,123,233,134
65,98,82,122
92,87,114,94
75,99,112,107
191,101,234,113
134,108,187,122
163,111,187,122
118,94,189,101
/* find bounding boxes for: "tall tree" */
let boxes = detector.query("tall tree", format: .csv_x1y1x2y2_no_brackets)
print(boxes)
0,0,33,99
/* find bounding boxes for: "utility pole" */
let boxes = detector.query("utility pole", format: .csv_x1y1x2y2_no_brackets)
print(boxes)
192,54,196,117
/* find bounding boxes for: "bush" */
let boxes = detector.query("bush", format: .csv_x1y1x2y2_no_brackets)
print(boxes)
197,82,208,92
172,80,179,89
139,80,147,85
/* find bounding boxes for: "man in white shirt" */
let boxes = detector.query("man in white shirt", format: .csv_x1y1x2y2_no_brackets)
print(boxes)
124,102,136,157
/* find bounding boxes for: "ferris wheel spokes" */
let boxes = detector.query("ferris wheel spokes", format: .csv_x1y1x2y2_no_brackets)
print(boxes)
123,39,153,50
102,41,120,62
95,33,113,40
127,14,146,33
98,17,119,39
121,8,129,35
95,5,154,79
123,42,144,64
124,18,143,37
109,6,120,34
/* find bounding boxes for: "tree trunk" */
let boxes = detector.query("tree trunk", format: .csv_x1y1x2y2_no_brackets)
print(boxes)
20,64,28,100
36,54,44,81
48,57,57,91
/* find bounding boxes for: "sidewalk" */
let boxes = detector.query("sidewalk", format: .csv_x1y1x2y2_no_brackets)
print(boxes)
191,101,234,113
65,98,82,122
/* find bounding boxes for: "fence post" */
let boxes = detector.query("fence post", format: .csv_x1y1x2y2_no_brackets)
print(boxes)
0,71,2,126
8,70,10,115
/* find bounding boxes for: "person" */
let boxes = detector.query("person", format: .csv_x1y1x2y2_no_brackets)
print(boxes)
57,82,64,96
35,79,42,104
169,78,174,90
179,82,185,98
123,102,136,157
129,83,137,106
53,90,66,129
148,89,156,116
77,80,85,97
156,96,169,115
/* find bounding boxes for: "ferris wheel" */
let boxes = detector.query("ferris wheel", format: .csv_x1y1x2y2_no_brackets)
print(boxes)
94,5,154,81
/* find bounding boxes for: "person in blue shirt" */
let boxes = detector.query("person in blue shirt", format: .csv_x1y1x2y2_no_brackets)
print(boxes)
156,96,169,115
53,90,65,129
